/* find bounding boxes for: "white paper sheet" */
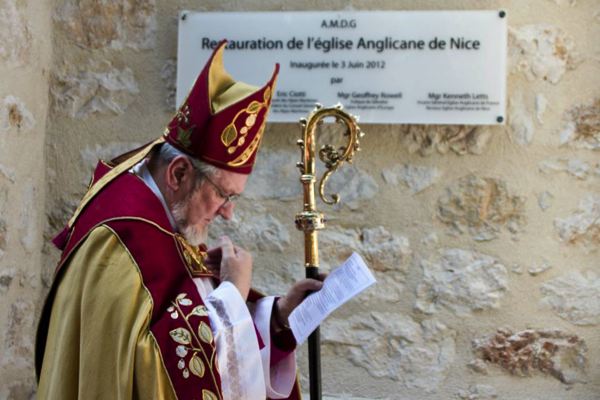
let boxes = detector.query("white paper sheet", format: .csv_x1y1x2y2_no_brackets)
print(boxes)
289,252,376,345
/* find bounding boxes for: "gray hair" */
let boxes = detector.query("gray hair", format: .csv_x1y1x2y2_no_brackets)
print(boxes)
153,142,219,187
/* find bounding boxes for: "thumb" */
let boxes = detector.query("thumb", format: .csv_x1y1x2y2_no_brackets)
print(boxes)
294,278,324,293
220,236,234,259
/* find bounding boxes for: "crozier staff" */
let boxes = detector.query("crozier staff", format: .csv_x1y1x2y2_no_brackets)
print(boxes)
36,40,322,400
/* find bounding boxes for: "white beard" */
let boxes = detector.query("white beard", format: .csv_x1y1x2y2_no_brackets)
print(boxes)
171,199,207,246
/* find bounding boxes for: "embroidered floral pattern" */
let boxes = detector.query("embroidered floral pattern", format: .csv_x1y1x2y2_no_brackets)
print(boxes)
167,293,221,399
177,127,192,148
202,389,219,400
176,104,191,125
173,104,194,148
227,122,266,167
221,87,272,156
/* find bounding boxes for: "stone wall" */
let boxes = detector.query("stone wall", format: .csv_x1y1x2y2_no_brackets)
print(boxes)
0,0,598,399
0,0,52,397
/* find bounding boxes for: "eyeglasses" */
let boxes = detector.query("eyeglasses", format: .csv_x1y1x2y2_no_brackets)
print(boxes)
203,174,240,208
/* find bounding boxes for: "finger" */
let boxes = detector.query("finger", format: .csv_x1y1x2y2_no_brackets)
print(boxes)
317,272,328,281
294,278,324,293
204,251,221,267
206,246,222,257
233,245,252,261
205,259,220,268
232,245,243,257
220,236,234,259
205,247,222,264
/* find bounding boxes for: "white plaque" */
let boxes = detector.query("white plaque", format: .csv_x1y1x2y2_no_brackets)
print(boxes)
177,11,507,125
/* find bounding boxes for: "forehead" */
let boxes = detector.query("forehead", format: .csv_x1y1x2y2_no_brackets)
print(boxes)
213,169,248,193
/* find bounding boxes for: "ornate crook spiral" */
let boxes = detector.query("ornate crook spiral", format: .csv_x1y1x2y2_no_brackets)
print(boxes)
299,103,363,205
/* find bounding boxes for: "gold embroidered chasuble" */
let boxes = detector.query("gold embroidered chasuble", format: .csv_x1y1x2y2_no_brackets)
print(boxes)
37,160,301,400
38,226,178,399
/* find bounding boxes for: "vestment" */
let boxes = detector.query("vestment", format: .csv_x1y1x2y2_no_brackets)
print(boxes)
35,160,301,400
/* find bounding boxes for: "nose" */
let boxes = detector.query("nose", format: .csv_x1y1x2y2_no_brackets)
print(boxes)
218,201,235,220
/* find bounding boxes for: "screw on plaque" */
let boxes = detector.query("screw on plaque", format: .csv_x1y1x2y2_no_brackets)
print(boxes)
499,10,506,18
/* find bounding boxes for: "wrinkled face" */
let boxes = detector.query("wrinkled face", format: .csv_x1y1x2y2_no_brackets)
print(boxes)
172,169,248,246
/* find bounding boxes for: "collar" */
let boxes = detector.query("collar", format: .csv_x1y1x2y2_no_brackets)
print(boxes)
131,159,177,230
131,160,214,278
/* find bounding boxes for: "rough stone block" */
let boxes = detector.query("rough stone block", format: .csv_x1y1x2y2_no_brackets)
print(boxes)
467,359,489,374
326,165,379,211
399,125,492,156
0,0,30,67
421,232,439,246
45,198,80,240
246,150,378,210
437,175,526,241
0,218,6,260
19,183,38,253
382,163,440,194
160,58,177,110
508,91,534,146
51,61,139,118
252,261,300,296
0,267,16,295
554,194,600,251
509,24,578,84
0,380,36,400
536,93,548,123
537,191,554,211
80,142,143,170
511,263,524,275
551,0,577,6
323,313,456,392
54,0,156,50
0,164,16,183
209,207,290,253
2,301,35,370
245,150,303,201
472,328,587,384
541,271,600,325
322,226,411,273
415,248,508,315
0,96,35,132
539,158,597,180
320,226,411,302
528,259,553,276
0,182,6,259
559,98,600,151
456,384,498,400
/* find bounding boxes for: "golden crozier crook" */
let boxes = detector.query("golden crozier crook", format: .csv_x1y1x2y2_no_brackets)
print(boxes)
295,103,363,400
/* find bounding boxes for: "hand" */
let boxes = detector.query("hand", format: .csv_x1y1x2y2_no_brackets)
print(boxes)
204,246,222,274
275,274,326,330
219,236,253,300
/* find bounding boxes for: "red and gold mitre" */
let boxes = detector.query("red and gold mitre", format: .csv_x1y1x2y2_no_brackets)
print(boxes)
61,39,279,231
164,40,279,174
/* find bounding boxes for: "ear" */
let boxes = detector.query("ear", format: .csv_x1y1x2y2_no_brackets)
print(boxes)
165,156,195,192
